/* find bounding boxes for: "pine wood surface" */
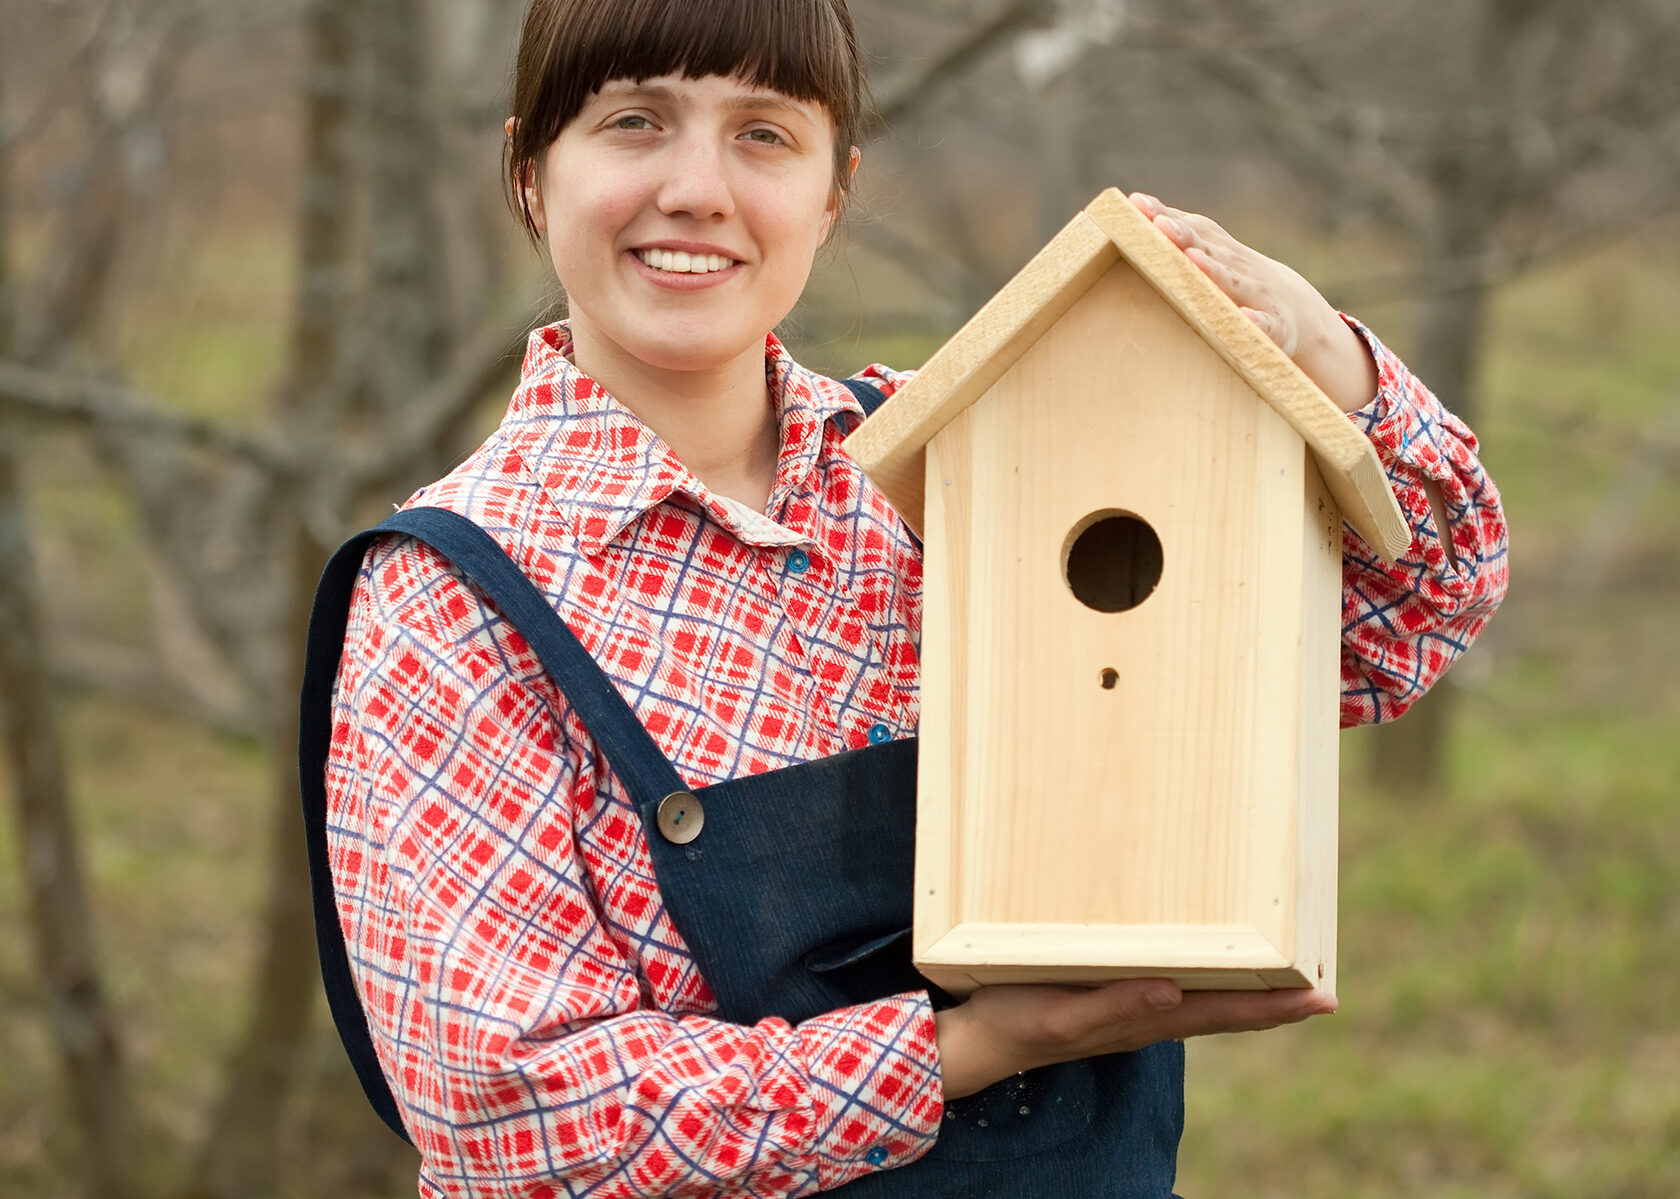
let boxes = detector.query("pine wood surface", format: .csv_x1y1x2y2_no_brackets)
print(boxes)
911,259,1340,994
914,924,1312,995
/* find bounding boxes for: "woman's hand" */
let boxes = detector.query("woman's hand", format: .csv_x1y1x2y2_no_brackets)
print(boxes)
1128,192,1378,414
934,978,1336,1100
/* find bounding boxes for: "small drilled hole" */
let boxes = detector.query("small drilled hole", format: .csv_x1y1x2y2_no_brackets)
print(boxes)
1099,668,1119,689
1063,512,1164,613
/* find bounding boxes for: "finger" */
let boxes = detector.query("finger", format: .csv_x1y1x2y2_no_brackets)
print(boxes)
1185,245,1239,292
1188,248,1269,314
1162,204,1232,245
1044,978,1183,1040
1168,988,1336,1038
1241,305,1296,356
1152,212,1195,249
1128,191,1163,219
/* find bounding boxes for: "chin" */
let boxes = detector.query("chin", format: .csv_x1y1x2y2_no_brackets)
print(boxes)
636,328,769,376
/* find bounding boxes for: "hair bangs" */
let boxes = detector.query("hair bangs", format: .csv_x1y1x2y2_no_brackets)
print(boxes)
579,0,857,116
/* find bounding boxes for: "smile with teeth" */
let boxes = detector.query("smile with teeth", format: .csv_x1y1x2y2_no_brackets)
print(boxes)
637,248,738,274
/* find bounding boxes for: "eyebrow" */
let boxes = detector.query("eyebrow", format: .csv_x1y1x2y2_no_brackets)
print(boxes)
595,81,818,122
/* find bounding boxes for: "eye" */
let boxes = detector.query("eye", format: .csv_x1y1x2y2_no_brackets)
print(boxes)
742,127,786,146
612,113,654,131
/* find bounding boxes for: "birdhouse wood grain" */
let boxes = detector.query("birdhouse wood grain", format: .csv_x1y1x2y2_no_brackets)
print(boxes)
843,189,1409,997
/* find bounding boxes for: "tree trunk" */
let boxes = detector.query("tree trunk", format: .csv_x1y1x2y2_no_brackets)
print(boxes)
185,2,358,1193
0,448,135,1199
184,519,332,1199
0,46,135,1197
361,0,453,413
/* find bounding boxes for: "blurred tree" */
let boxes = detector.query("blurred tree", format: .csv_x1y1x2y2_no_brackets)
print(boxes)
0,83,134,1199
1122,0,1680,789
0,8,161,1193
0,2,1091,1193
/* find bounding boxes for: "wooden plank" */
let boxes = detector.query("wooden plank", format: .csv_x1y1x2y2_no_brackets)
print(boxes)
919,963,1296,994
915,922,1307,993
1245,406,1311,963
920,922,1287,965
912,411,973,962
841,214,1118,535
1294,455,1344,996
1079,189,1408,561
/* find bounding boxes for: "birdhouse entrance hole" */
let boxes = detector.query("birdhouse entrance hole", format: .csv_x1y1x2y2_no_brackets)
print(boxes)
1063,511,1163,613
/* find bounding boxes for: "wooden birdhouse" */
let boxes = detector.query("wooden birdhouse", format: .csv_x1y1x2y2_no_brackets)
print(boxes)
843,189,1410,997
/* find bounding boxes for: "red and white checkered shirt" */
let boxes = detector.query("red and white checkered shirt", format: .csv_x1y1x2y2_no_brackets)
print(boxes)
326,320,1506,1198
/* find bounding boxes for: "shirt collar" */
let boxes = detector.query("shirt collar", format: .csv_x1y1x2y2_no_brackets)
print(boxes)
503,323,866,557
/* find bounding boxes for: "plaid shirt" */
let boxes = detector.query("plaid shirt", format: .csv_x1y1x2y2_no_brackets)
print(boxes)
326,320,1506,1198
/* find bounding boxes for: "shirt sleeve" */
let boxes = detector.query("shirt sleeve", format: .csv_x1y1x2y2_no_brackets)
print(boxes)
327,537,943,1198
1336,317,1509,727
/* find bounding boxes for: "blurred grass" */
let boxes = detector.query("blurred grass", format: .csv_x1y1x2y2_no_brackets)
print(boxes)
2,224,1679,1196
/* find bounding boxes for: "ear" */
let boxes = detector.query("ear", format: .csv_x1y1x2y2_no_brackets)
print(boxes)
506,116,549,234
820,146,861,244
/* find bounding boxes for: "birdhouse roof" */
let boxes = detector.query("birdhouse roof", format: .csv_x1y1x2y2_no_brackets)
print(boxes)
842,188,1410,561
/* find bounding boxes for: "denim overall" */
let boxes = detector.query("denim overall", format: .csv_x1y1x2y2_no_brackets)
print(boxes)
299,384,1184,1196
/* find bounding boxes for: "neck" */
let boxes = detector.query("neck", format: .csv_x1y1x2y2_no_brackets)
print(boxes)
568,324,781,512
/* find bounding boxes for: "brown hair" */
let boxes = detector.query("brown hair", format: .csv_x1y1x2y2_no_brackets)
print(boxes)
506,0,868,243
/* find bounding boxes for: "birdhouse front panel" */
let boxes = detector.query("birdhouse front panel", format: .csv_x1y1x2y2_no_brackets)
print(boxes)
912,258,1343,994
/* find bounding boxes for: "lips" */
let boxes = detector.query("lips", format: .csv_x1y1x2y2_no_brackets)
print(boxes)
636,248,739,274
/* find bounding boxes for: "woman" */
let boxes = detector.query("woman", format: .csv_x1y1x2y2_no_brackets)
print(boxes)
302,1,1508,1195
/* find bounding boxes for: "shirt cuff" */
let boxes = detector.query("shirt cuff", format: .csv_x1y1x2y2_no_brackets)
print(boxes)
1338,314,1481,596
799,992,942,1189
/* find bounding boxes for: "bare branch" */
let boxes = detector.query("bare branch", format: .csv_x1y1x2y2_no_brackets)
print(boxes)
1324,191,1680,309
1126,9,1431,229
336,293,539,500
0,0,118,154
16,0,200,361
48,644,260,739
845,220,989,316
0,360,289,471
868,0,1053,135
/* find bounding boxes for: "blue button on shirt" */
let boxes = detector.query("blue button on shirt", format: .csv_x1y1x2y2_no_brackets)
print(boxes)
867,723,892,745
865,1145,889,1167
787,549,811,574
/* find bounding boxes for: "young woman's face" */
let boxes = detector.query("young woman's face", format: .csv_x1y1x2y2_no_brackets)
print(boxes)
525,73,844,379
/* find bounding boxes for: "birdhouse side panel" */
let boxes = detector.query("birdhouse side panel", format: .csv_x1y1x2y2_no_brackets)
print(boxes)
1292,452,1345,994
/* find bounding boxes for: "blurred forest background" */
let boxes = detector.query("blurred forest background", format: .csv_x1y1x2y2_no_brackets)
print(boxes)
1,0,1677,1196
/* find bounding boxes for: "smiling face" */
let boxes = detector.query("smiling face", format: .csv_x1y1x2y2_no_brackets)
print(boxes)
523,73,844,384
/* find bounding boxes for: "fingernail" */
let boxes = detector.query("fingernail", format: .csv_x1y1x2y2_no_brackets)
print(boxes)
1146,986,1180,1010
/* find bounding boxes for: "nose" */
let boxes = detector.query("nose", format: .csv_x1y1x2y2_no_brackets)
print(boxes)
657,129,735,221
